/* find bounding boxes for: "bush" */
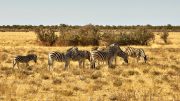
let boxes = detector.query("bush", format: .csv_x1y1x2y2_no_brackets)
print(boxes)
57,24,100,46
78,24,100,46
100,28,155,45
35,26,155,46
160,31,169,44
35,28,58,46
58,32,80,46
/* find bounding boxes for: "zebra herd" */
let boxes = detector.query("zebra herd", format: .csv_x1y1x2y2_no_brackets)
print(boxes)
12,43,147,71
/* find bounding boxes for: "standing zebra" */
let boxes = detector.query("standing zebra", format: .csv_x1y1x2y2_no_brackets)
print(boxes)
125,47,147,63
90,43,128,69
70,50,91,68
91,46,107,65
48,47,78,71
78,50,91,68
13,54,37,69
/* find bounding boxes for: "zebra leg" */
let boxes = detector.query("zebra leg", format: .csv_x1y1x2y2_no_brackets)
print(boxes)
48,57,53,71
65,61,70,70
26,63,29,67
50,62,54,71
90,60,95,69
137,56,140,63
108,58,113,68
17,62,20,69
79,60,82,68
114,57,117,65
79,60,84,68
83,61,85,68
13,60,16,69
98,61,100,65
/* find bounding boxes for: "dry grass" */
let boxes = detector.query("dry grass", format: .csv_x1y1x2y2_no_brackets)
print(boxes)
0,32,180,100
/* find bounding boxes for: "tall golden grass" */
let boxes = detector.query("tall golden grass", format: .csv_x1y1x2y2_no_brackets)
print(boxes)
0,32,179,100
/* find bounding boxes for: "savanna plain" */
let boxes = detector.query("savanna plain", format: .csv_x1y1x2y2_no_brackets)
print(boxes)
0,32,180,101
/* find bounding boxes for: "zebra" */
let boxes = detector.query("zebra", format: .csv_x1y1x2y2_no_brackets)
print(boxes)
78,50,91,68
13,54,37,69
91,46,107,65
70,50,91,68
125,47,147,63
48,47,79,71
90,43,128,69
109,43,128,65
91,46,107,51
116,47,129,64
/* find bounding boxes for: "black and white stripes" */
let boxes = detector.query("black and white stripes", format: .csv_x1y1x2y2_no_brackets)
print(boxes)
13,54,37,69
12,44,147,71
72,50,91,68
125,47,147,63
48,47,79,71
48,51,66,71
90,43,128,68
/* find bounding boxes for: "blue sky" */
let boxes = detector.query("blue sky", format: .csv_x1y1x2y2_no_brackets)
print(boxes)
0,0,179,25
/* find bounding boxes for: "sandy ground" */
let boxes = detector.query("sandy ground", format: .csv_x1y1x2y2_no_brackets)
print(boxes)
0,32,179,101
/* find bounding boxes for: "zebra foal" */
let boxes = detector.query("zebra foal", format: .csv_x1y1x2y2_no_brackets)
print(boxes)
13,54,37,69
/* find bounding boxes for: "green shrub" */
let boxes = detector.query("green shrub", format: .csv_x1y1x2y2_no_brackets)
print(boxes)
35,28,58,46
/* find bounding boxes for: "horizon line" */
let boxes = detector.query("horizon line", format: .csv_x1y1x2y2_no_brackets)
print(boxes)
0,23,179,26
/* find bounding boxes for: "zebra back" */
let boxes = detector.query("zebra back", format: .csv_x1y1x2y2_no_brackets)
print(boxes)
66,47,79,60
125,47,147,63
48,51,66,62
90,50,109,62
14,54,37,63
78,50,91,61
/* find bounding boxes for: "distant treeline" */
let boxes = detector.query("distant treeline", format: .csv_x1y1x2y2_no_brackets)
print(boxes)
35,24,155,46
0,24,180,32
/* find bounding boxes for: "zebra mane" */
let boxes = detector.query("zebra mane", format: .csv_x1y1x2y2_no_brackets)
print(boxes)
27,54,36,57
67,47,73,52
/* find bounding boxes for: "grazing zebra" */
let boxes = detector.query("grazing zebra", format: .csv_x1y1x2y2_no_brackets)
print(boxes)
109,43,128,65
90,43,128,69
48,47,79,71
13,54,37,69
116,48,129,64
125,47,147,63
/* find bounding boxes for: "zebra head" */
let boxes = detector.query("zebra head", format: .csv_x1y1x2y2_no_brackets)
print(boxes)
84,50,91,61
108,43,121,55
144,55,147,63
118,50,128,63
109,43,129,63
28,54,37,63
112,45,128,64
139,48,147,63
